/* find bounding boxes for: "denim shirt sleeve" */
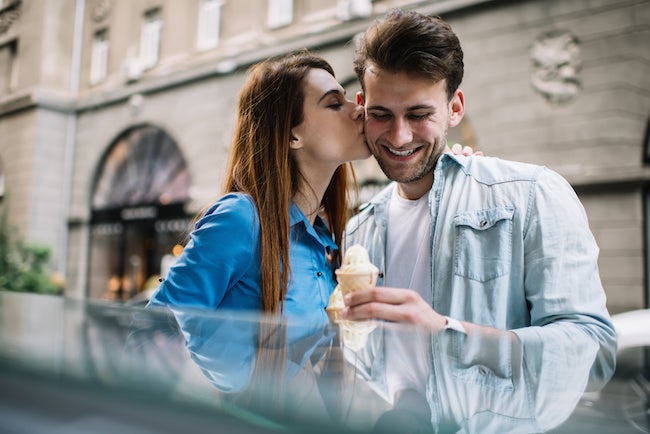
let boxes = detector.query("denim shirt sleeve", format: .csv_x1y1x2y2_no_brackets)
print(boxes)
507,168,617,426
173,308,258,393
438,166,616,432
148,193,260,310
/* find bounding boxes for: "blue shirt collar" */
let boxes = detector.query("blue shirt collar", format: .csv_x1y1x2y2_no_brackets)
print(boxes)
289,202,338,252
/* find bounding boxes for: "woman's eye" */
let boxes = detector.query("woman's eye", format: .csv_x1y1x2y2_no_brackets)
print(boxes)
328,103,343,109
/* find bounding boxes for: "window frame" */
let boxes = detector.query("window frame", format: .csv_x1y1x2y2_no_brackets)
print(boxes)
196,0,224,51
140,8,162,70
90,28,109,85
267,0,293,29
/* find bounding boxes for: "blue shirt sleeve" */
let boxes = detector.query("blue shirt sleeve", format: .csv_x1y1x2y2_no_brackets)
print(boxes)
149,193,260,310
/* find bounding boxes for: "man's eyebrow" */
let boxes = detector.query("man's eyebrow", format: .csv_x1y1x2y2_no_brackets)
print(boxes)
318,88,344,103
407,104,436,112
367,104,436,112
366,104,390,112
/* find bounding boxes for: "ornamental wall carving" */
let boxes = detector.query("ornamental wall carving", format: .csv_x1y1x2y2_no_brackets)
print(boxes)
530,30,582,104
92,0,112,22
0,1,21,35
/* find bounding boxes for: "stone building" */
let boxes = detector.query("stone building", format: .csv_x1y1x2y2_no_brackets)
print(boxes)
0,0,648,312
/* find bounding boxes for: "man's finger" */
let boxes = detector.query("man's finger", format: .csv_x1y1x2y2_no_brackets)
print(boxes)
344,287,409,307
343,300,404,322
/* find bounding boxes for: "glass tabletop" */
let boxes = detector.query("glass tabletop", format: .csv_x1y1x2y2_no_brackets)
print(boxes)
0,291,647,433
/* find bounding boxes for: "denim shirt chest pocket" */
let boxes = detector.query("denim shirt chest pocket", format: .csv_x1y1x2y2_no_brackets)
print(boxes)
453,207,515,282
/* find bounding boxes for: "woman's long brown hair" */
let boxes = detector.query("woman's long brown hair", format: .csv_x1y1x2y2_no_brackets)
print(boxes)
221,50,356,313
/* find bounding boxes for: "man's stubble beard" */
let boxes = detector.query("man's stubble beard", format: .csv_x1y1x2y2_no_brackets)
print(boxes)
373,135,448,184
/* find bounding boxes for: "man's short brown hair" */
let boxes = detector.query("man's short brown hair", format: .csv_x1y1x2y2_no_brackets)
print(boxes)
354,9,464,100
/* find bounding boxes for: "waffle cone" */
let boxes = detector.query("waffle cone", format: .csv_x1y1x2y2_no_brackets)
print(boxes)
335,269,378,295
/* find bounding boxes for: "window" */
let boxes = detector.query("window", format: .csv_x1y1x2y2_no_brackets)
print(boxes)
267,0,292,29
140,9,162,70
338,0,372,20
643,118,650,164
90,29,109,84
645,188,650,308
0,41,17,93
197,0,223,51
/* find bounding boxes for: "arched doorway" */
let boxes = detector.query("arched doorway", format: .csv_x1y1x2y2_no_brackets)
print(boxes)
88,125,192,301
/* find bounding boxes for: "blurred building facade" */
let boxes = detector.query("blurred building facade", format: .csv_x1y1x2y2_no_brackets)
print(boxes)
0,0,648,312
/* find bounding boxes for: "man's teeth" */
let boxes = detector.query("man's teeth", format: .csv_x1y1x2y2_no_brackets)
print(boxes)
387,148,415,156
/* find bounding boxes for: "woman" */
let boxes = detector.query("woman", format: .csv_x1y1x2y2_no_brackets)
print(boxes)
148,51,369,325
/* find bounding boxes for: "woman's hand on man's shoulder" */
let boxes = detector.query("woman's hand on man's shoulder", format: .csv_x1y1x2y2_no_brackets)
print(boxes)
450,143,484,157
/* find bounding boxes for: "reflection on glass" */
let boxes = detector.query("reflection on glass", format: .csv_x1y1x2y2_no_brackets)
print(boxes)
150,306,590,433
2,293,645,433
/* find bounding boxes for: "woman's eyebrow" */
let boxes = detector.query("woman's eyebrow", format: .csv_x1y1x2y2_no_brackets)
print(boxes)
318,88,344,103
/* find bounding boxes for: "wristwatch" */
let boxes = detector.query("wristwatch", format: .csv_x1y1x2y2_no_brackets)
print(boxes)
443,316,467,334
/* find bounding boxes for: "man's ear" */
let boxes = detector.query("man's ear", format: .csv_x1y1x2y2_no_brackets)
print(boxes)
356,91,365,106
448,89,465,127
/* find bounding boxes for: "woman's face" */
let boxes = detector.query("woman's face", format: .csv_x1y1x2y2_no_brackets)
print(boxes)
290,68,369,169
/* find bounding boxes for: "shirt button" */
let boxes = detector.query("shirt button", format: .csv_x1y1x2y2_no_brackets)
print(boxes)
479,219,488,228
316,271,323,277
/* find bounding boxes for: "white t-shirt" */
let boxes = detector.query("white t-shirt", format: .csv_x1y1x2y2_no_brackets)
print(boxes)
385,188,432,302
384,187,433,397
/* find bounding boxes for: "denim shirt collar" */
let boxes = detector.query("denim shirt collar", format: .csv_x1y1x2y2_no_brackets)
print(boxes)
368,151,467,223
438,150,467,171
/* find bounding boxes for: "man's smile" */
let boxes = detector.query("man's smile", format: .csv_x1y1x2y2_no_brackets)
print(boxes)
384,145,420,158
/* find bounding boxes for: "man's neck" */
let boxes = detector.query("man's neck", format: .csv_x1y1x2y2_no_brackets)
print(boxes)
396,173,434,201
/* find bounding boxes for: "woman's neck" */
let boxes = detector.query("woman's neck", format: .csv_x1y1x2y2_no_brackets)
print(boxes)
292,193,320,225
293,165,337,225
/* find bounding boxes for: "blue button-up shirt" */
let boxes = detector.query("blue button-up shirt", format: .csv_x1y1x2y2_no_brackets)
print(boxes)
149,193,338,325
346,153,617,432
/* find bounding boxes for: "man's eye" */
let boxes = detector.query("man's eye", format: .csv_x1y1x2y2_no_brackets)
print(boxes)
409,113,431,120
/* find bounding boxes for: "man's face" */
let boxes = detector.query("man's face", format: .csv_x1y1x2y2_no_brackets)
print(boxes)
359,64,464,199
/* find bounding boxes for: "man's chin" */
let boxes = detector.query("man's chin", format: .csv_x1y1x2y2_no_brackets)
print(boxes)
374,159,426,183
381,169,424,184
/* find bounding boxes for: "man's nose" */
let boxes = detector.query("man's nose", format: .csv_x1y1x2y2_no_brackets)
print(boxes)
387,118,413,147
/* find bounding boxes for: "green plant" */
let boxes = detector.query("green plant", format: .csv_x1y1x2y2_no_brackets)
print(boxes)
0,208,63,295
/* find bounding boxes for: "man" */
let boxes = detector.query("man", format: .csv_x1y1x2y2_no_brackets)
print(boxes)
343,9,617,432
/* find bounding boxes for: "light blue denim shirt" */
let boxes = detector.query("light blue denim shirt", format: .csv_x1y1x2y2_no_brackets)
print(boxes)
346,153,617,432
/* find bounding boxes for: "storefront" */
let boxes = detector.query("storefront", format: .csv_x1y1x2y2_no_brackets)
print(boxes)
88,125,192,301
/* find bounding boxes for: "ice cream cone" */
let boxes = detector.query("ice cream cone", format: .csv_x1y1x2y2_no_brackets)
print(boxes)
326,306,344,322
335,269,378,295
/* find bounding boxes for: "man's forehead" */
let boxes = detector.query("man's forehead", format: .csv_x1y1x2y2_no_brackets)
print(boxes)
363,71,448,107
364,64,447,89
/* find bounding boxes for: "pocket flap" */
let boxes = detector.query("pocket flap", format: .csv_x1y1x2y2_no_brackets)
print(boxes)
454,206,515,231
